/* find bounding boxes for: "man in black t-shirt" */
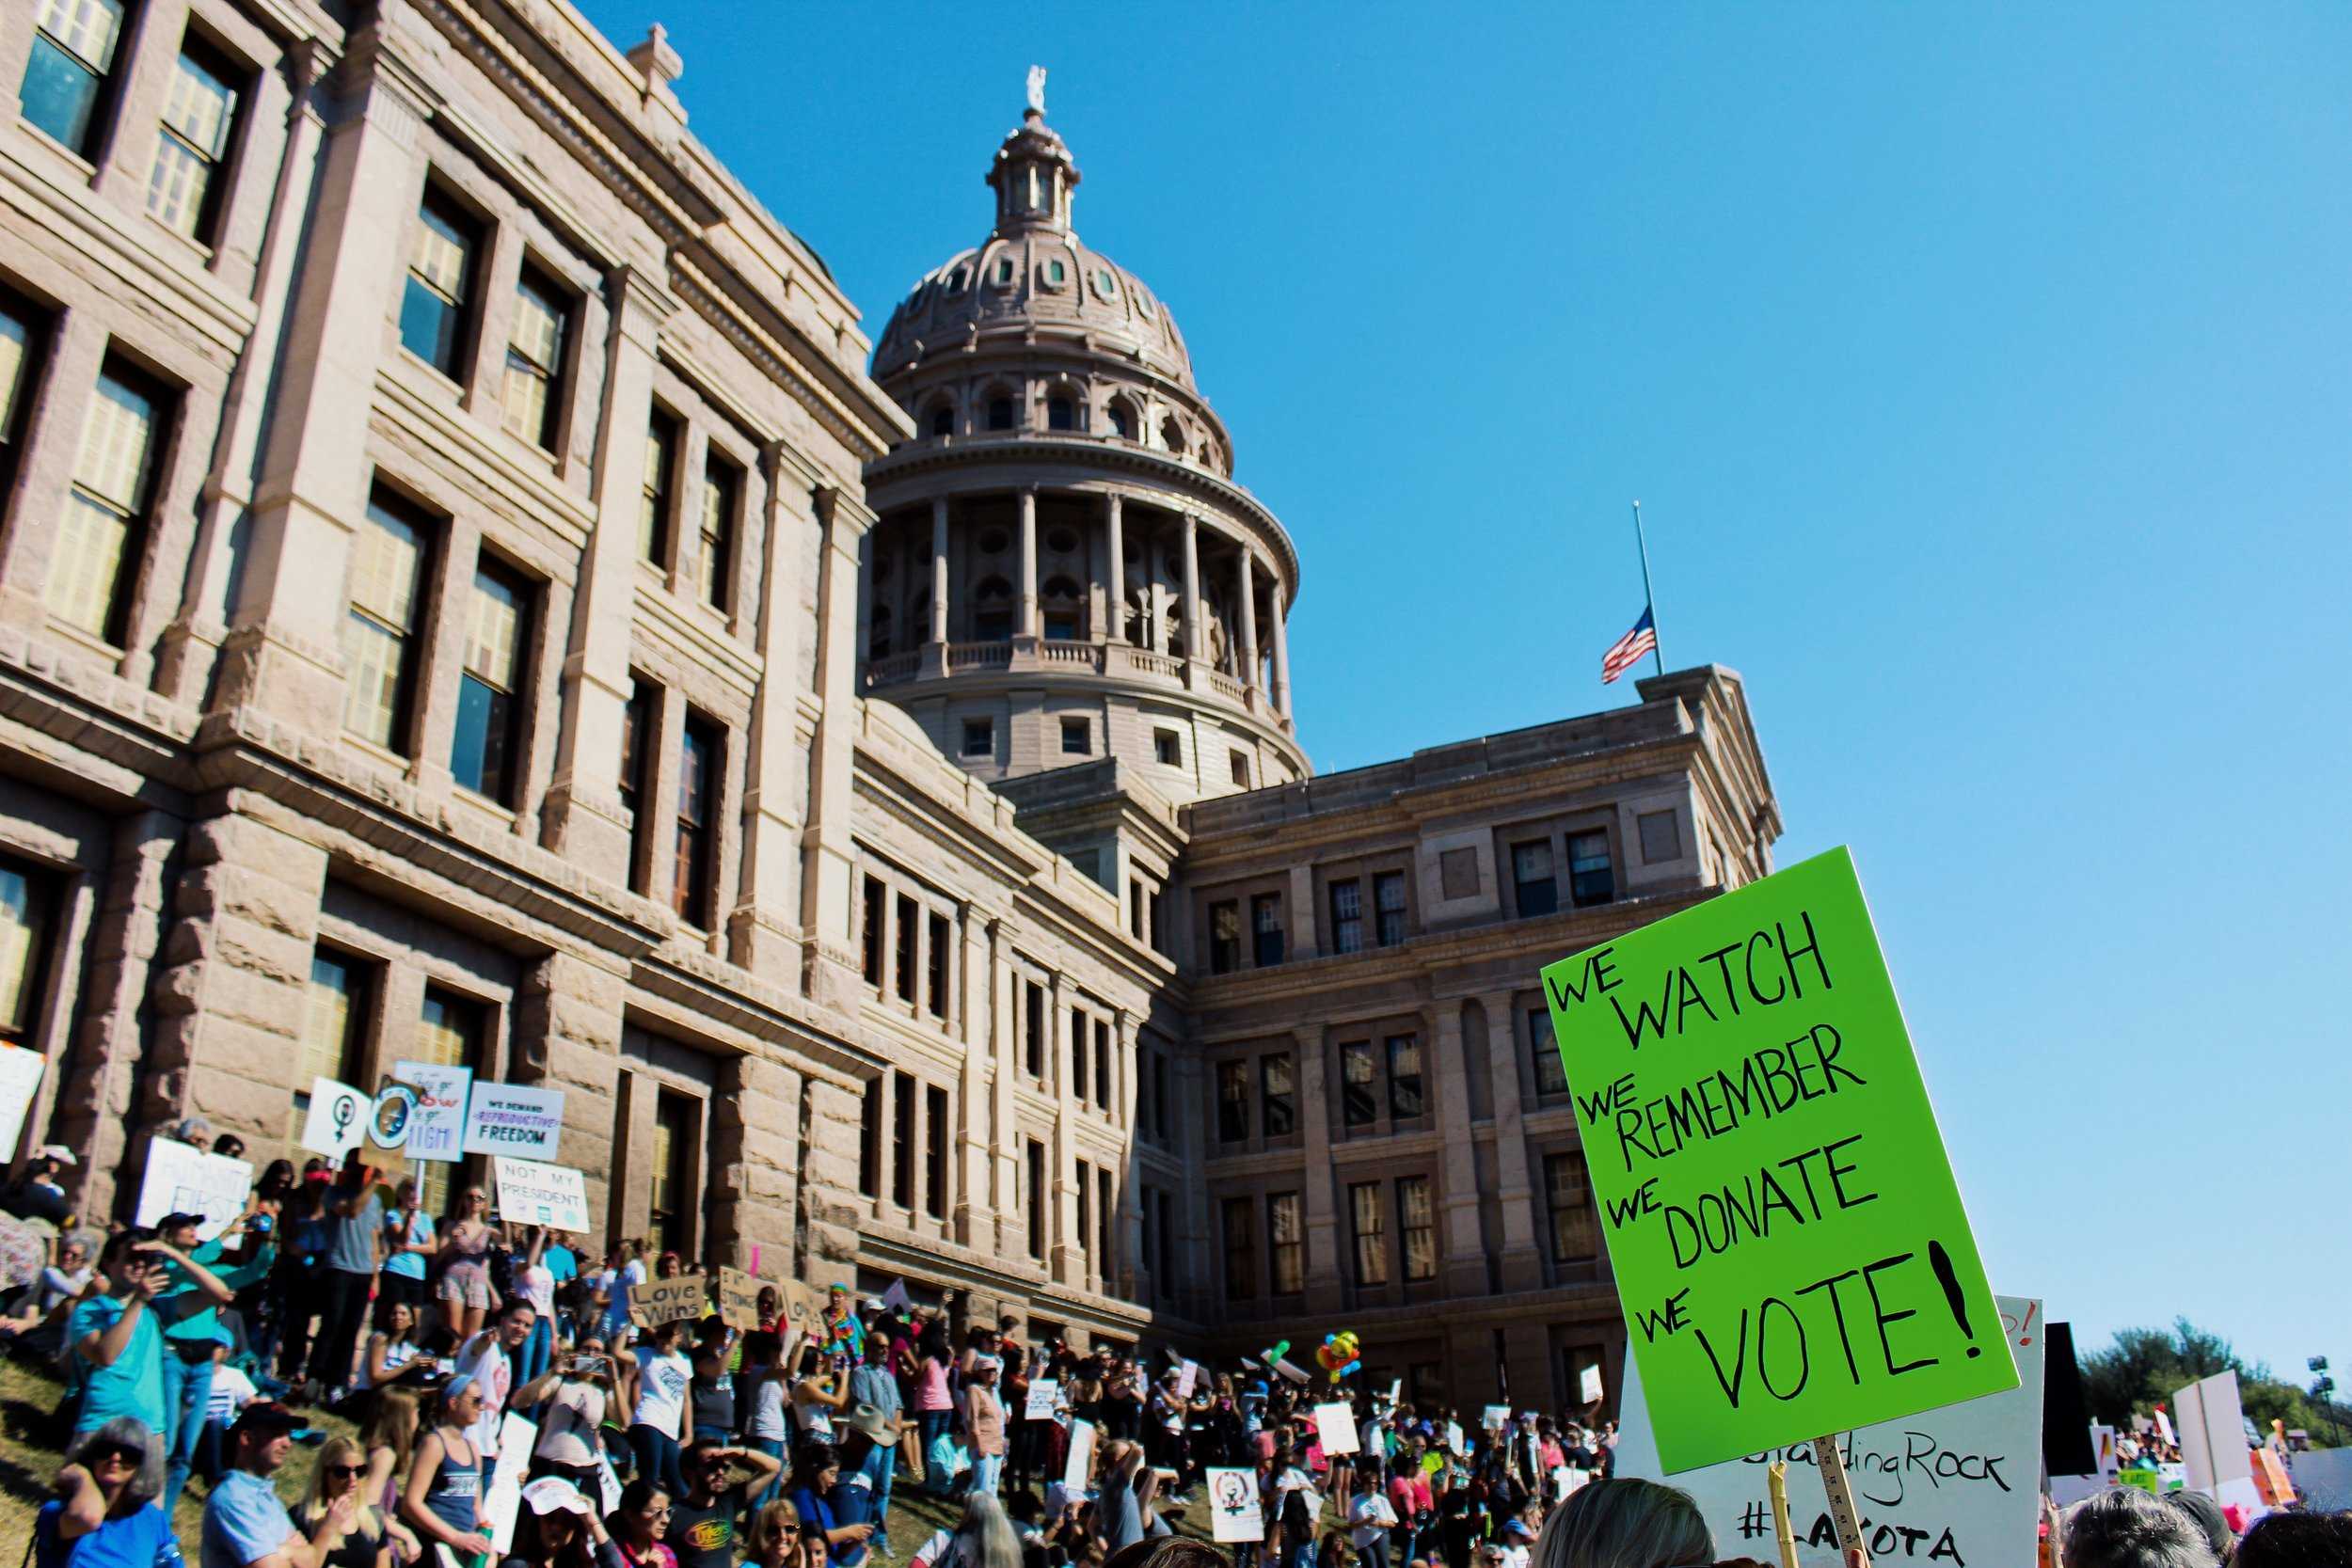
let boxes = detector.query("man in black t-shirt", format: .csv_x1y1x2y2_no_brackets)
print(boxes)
667,1435,782,1568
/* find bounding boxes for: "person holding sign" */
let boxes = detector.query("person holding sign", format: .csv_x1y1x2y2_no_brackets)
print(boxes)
621,1320,694,1498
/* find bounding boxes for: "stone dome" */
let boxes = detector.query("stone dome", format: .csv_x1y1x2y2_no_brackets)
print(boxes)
873,109,1197,390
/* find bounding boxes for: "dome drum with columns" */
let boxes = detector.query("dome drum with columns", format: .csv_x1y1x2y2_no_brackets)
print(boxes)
862,97,1307,803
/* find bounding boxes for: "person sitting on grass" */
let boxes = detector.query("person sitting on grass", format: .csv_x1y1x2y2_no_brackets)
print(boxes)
294,1436,394,1568
605,1478,678,1568
35,1418,172,1568
201,1401,357,1568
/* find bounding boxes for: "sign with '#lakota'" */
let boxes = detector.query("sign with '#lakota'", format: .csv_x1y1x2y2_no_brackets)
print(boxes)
1614,1297,2045,1566
1538,847,2012,1471
462,1083,565,1159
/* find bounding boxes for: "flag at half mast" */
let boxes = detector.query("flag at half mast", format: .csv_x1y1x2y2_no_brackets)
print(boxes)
1600,607,1657,685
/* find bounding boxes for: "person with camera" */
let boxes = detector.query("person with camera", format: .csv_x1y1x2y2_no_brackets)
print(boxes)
527,1335,618,1495
69,1228,234,1441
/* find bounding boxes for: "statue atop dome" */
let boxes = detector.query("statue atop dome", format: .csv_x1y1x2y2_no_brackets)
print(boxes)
1025,64,1046,118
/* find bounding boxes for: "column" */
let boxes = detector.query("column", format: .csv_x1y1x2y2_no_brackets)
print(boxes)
1117,1013,1145,1301
1431,1003,1488,1294
1049,973,1079,1283
800,488,875,1010
1236,549,1260,695
1017,487,1040,640
989,924,1020,1259
1295,1026,1344,1314
929,498,950,644
1270,578,1294,720
954,905,993,1246
729,445,820,972
512,952,628,1249
1104,494,1125,646
1180,515,1202,679
801,1076,867,1288
1483,990,1545,1291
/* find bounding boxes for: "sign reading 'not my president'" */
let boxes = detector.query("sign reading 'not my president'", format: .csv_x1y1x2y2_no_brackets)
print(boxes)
1539,847,2013,1472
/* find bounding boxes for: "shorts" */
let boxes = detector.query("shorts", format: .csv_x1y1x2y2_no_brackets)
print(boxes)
439,1264,492,1309
380,1272,430,1309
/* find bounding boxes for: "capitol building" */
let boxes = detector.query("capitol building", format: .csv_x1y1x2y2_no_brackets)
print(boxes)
0,0,1779,1406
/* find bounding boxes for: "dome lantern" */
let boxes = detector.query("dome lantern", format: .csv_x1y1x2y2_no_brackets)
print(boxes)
988,88,1080,238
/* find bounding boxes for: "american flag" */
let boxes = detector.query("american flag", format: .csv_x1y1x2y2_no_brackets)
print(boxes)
1600,607,1656,684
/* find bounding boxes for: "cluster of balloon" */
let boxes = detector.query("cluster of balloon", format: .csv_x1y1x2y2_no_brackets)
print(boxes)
1259,1338,1312,1386
1316,1330,1362,1384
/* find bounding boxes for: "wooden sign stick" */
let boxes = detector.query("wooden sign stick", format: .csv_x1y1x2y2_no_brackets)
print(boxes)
1810,1434,1872,1566
1766,1460,1800,1568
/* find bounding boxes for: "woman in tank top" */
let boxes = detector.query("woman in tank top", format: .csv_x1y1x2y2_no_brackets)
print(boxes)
402,1377,493,1561
623,1318,693,1498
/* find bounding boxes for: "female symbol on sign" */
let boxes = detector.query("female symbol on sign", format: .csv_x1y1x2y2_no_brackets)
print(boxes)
328,1091,359,1144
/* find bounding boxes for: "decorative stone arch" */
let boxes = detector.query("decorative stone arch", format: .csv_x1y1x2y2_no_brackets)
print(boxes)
972,575,1014,641
1104,390,1142,442
1159,413,1187,455
1041,575,1085,641
1041,372,1084,433
921,390,959,438
980,380,1021,433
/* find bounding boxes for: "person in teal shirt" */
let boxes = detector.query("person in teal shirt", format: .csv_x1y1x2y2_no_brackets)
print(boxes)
155,1211,278,1512
67,1229,234,1437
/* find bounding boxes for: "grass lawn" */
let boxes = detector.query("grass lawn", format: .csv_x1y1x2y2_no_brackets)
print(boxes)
0,1361,1212,1567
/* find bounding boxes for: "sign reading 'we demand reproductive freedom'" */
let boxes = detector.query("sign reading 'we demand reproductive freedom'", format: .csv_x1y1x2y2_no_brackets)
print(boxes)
1539,847,2013,1472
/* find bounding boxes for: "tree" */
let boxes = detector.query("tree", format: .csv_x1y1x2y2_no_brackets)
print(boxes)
2079,1318,2352,1448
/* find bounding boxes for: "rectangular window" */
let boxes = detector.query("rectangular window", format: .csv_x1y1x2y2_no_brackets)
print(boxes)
697,453,739,610
412,985,485,1215
1568,830,1615,906
51,358,166,642
1398,1174,1437,1282
1060,717,1089,754
1530,1007,1568,1098
1349,1180,1388,1287
1216,1059,1248,1144
1135,1045,1152,1134
451,555,532,804
1152,1053,1170,1141
619,676,656,895
1093,1019,1111,1113
501,265,569,451
1375,871,1406,946
674,712,722,927
895,895,918,1004
1386,1034,1425,1120
1209,900,1240,974
1547,1152,1599,1262
641,409,677,563
1638,808,1683,863
1024,980,1044,1077
1250,892,1284,968
340,488,431,752
925,1084,948,1220
1154,1190,1173,1285
1220,1196,1257,1302
1341,1040,1377,1128
1025,1139,1046,1259
146,35,243,243
0,292,49,501
400,187,480,380
1153,728,1180,767
647,1088,697,1259
23,0,127,157
1229,750,1250,787
927,911,949,1018
0,858,58,1045
298,949,369,1090
1098,1166,1114,1270
1071,1006,1089,1100
857,1077,882,1197
961,718,993,758
1260,1053,1295,1138
1513,839,1558,917
1268,1191,1304,1294
891,1069,915,1209
861,876,885,987
1328,879,1363,955
1075,1160,1091,1259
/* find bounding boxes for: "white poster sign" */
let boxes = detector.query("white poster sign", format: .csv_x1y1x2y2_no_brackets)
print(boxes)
2153,1407,2176,1449
1175,1360,1200,1399
1614,1295,2045,1568
1444,1421,1465,1455
596,1450,623,1513
494,1157,590,1232
1579,1364,1604,1405
134,1139,254,1242
483,1412,537,1553
394,1060,472,1162
1311,1402,1359,1456
0,1045,44,1160
2175,1369,2258,1510
462,1083,564,1159
1206,1467,1264,1544
299,1077,372,1156
1063,1418,1097,1492
1481,1403,1510,1430
1025,1378,1061,1421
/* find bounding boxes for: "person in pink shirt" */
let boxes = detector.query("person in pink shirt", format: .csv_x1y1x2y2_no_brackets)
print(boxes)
961,1355,1006,1496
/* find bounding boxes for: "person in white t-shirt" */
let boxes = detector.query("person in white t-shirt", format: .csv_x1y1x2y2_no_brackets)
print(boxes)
453,1299,535,1460
1347,1481,1398,1568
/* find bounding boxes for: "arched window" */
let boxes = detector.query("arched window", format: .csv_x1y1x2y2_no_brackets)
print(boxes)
973,577,1014,641
1107,401,1136,440
929,403,954,437
1041,576,1084,641
1160,417,1185,455
1047,397,1076,432
868,605,893,660
987,396,1015,432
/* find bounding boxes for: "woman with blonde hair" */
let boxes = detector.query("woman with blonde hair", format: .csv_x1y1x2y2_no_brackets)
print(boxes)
358,1385,426,1559
742,1497,806,1568
298,1436,396,1568
1531,1480,1732,1568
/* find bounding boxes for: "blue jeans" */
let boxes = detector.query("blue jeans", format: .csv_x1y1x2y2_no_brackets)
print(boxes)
159,1350,215,1513
514,1318,554,1399
629,1423,687,1498
861,1443,897,1543
920,1410,953,1489
750,1435,787,1509
967,1452,1002,1497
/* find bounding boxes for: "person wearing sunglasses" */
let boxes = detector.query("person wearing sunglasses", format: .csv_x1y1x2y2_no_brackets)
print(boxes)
69,1228,234,1441
667,1437,783,1568
33,1418,169,1568
604,1479,678,1568
203,1402,356,1568
743,1499,805,1568
297,1437,393,1568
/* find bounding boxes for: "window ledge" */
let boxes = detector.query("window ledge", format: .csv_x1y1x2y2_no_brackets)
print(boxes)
42,616,124,670
396,347,468,401
13,120,98,183
339,731,412,775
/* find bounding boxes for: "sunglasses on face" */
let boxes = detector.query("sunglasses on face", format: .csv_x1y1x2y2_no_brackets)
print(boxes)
326,1465,365,1480
90,1446,141,1468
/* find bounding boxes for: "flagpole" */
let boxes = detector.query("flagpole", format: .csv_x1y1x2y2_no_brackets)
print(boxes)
1632,500,1665,676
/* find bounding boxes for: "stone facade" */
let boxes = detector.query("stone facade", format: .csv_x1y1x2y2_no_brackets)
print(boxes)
0,0,1780,1407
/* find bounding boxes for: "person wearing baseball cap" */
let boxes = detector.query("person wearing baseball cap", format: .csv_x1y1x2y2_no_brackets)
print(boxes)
505,1478,620,1568
201,1402,353,1568
1,1145,73,1225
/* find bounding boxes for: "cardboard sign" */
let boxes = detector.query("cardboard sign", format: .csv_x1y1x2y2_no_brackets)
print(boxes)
712,1267,779,1329
493,1157,589,1233
1540,847,2013,1471
1207,1467,1264,1543
299,1077,372,1156
1481,1403,1510,1430
463,1083,564,1159
1175,1360,1201,1399
1444,1421,1466,1455
1312,1402,1360,1456
134,1139,254,1242
2174,1370,2259,1511
1580,1364,1604,1404
630,1275,708,1326
1615,1295,2044,1567
1064,1418,1097,1491
0,1044,44,1160
393,1060,472,1162
483,1412,537,1553
2253,1447,2296,1506
1025,1378,1062,1420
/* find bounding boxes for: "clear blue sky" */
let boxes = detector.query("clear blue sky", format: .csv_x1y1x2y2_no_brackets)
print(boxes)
580,0,2351,1382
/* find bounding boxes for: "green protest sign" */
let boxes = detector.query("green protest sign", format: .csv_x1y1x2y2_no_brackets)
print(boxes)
1539,847,2011,1472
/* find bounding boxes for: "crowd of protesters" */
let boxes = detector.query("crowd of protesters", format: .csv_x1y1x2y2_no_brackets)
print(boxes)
0,1138,2345,1568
